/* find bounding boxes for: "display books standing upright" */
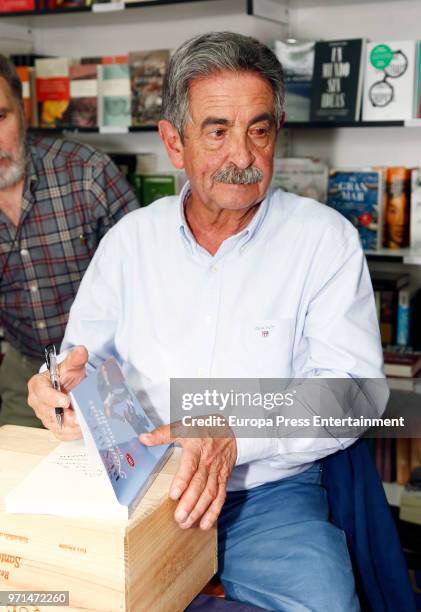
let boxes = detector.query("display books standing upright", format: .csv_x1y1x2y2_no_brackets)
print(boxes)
272,40,315,122
362,41,417,121
327,169,384,250
310,38,365,122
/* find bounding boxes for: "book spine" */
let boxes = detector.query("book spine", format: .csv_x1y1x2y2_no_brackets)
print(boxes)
384,167,411,249
382,438,395,483
411,168,421,249
379,290,398,346
396,438,411,485
396,287,411,346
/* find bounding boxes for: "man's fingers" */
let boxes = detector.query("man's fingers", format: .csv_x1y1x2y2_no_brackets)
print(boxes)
139,423,171,446
59,346,89,390
174,458,209,525
169,445,200,502
60,345,89,374
178,470,218,529
199,483,227,530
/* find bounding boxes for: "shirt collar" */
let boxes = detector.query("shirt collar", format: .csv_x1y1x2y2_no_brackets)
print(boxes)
177,180,272,252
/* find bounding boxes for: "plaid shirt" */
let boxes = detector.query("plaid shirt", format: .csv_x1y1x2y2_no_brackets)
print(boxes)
0,135,139,358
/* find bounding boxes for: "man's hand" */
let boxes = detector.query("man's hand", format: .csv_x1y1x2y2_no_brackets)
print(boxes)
27,346,88,441
140,425,237,530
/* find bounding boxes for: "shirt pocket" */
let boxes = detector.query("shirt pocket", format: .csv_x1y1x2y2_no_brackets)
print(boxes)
241,318,295,376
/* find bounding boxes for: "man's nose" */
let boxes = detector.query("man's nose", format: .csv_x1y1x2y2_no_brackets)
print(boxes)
228,132,255,170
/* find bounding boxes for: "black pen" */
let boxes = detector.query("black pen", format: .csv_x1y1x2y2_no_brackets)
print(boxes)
44,344,64,429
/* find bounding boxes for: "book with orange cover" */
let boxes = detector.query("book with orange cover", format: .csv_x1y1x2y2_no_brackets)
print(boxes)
383,167,411,249
35,57,71,128
15,66,32,125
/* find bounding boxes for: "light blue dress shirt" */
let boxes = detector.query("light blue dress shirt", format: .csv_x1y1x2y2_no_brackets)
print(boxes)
62,182,387,491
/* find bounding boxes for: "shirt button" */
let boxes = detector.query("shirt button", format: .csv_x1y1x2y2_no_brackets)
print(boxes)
36,321,46,329
197,368,206,377
20,248,29,257
205,315,212,325
210,264,218,272
29,283,38,292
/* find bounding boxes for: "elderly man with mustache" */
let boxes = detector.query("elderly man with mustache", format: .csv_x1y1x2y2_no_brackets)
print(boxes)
28,32,387,611
0,56,138,427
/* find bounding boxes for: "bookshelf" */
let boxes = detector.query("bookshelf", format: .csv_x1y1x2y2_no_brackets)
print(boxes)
1,0,421,522
0,0,287,25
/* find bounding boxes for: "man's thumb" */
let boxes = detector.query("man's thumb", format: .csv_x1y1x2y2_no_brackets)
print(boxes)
139,424,171,446
63,345,89,372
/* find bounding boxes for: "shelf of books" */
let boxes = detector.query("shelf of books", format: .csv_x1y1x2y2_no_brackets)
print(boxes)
0,0,216,18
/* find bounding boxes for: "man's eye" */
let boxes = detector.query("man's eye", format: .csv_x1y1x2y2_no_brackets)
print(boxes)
251,127,269,137
0,113,6,121
210,129,226,139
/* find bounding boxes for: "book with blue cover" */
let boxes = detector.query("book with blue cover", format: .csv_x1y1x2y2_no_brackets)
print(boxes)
327,169,384,250
6,358,172,520
69,357,172,517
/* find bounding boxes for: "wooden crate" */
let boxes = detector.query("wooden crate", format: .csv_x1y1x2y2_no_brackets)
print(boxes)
0,426,217,611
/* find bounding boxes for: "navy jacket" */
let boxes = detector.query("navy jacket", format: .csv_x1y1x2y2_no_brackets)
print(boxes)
322,439,416,612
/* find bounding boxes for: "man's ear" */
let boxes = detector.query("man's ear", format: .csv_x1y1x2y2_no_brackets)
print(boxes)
158,120,185,169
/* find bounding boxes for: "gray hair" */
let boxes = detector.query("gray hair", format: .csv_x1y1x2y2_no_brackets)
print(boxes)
0,55,24,114
162,31,284,138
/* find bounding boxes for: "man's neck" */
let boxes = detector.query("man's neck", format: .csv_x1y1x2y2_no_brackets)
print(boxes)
0,178,25,227
185,192,261,256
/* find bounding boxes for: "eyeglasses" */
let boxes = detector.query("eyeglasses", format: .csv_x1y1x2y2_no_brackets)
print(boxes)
369,49,408,108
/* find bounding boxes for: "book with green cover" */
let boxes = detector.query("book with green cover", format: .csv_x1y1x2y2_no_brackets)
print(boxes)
141,174,176,207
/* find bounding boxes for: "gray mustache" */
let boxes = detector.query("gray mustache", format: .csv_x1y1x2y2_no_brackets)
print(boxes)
0,151,13,161
214,166,263,185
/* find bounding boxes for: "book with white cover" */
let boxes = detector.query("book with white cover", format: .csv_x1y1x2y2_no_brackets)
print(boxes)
272,157,328,203
362,41,417,121
6,358,172,520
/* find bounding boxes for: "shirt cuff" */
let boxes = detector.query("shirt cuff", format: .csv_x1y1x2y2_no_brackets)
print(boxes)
235,437,280,466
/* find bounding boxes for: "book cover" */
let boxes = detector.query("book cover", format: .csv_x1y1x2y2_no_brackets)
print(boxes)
383,167,411,249
66,63,98,128
362,40,417,121
310,38,365,122
272,157,328,203
70,357,172,516
6,359,172,520
0,0,35,11
98,62,131,128
141,174,176,206
35,57,71,128
272,40,315,122
129,49,170,127
15,66,32,126
327,169,383,250
410,168,421,249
